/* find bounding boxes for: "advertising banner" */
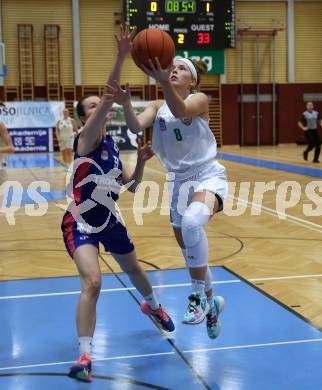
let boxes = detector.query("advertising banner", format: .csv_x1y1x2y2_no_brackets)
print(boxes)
1,101,64,129
8,128,53,153
175,50,225,74
74,101,149,150
0,101,64,153
106,102,148,150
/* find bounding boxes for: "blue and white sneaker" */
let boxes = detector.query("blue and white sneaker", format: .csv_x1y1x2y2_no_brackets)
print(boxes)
206,296,224,339
182,292,210,324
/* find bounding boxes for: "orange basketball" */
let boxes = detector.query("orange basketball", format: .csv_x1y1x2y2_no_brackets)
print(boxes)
131,28,175,70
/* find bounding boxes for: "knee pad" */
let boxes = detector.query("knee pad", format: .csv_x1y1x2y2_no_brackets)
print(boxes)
181,202,210,268
181,201,211,248
181,218,201,248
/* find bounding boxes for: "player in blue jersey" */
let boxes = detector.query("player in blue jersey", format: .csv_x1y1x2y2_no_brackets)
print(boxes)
62,26,174,383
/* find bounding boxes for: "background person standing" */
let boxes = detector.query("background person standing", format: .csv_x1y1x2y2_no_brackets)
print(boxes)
298,101,322,163
55,108,78,165
0,103,15,186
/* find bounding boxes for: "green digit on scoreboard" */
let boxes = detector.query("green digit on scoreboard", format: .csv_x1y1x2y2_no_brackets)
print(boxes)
188,1,195,12
165,1,195,13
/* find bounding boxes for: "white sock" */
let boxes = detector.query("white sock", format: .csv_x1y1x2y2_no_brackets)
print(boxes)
183,248,209,298
191,279,206,296
207,294,214,309
205,266,214,308
205,266,213,293
79,336,92,355
144,292,159,310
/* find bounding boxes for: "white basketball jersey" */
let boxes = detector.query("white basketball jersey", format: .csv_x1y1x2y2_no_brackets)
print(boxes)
152,95,218,178
59,118,74,137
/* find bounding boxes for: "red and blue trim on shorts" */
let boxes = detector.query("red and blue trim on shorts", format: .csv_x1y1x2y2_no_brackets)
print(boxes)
61,213,134,259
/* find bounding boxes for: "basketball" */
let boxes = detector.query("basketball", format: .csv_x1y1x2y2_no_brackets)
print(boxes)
131,28,175,70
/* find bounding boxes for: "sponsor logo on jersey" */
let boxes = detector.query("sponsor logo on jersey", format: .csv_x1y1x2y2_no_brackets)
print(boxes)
101,149,109,160
181,117,192,126
113,143,119,153
111,135,126,144
77,222,93,234
159,117,167,131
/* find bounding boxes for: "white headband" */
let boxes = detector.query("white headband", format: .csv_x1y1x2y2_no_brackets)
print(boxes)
174,57,198,81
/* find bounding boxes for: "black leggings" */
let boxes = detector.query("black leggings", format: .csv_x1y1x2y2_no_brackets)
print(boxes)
304,129,321,161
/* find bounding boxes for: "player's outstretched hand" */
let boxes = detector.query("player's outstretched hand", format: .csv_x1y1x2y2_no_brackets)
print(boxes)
140,57,173,84
107,81,131,106
101,88,115,105
115,24,136,58
137,139,154,161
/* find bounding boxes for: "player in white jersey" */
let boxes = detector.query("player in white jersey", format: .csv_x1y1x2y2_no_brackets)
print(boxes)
55,108,78,165
0,104,15,186
110,57,227,339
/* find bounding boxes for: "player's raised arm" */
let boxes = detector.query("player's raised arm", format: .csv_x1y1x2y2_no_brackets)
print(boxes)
0,122,15,154
78,25,135,154
122,140,154,192
108,81,162,134
141,58,209,119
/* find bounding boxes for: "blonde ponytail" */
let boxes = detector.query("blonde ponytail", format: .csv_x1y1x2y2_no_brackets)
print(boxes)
190,59,208,86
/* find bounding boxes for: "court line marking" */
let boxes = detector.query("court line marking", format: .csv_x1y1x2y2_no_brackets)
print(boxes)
1,338,322,372
5,165,322,233
147,166,322,233
219,151,299,164
0,205,168,217
1,273,322,300
226,195,322,233
217,152,322,178
0,280,239,300
184,337,322,353
250,274,322,282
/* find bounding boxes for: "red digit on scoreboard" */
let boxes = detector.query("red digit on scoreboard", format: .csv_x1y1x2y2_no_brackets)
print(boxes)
197,32,210,44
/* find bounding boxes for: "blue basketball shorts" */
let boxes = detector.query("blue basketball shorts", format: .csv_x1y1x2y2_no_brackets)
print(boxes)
61,213,134,258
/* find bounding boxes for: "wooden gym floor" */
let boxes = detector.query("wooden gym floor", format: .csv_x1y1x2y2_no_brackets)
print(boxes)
0,144,321,329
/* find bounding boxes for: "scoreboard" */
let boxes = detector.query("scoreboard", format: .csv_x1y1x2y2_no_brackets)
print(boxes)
124,0,235,50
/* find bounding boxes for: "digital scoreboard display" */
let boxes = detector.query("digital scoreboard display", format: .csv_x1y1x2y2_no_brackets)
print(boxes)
124,0,235,50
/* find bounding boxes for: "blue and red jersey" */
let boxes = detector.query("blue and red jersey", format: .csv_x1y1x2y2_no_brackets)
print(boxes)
63,133,123,229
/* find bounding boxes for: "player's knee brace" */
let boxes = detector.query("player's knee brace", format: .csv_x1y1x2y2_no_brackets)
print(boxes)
181,201,211,247
181,202,211,268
